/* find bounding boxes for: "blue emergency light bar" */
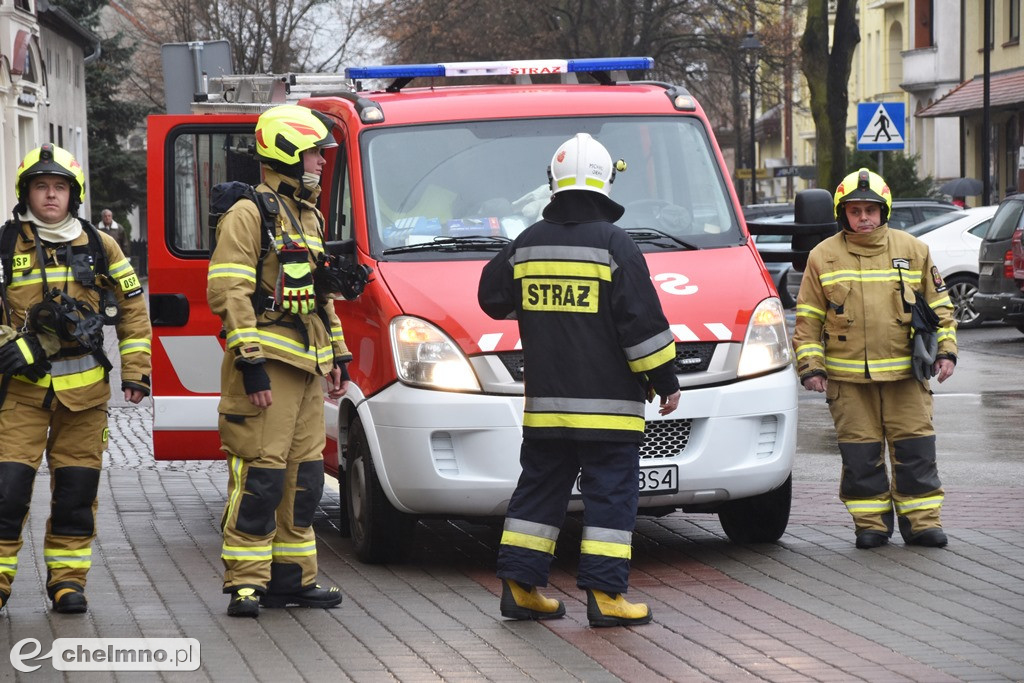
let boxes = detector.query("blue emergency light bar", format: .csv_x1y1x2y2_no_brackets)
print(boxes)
345,57,654,81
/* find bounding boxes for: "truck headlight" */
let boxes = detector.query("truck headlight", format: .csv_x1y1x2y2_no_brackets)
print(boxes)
390,316,481,391
737,298,793,377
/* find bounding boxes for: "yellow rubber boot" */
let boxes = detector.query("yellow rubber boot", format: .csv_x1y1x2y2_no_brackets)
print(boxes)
500,579,565,620
586,589,652,627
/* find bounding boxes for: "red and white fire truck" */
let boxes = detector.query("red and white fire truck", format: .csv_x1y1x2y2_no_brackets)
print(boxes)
147,57,802,562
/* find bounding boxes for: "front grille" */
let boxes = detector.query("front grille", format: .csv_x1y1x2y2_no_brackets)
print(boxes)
673,342,716,373
497,351,525,381
641,418,692,459
495,341,716,383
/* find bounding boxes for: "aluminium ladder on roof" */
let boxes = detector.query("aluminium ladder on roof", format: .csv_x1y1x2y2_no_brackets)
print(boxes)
191,73,357,113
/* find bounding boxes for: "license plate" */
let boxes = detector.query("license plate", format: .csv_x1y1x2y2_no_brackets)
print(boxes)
981,264,994,276
570,465,679,499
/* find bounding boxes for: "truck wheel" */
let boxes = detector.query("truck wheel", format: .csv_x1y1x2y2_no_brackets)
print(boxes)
345,418,416,563
336,468,351,538
717,475,791,543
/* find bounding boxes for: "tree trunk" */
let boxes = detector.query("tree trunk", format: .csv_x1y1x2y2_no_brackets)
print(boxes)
800,0,859,192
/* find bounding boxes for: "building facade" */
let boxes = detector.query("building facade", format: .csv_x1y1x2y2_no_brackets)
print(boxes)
757,0,1022,205
0,0,97,217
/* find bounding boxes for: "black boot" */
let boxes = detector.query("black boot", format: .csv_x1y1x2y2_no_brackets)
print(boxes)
261,584,343,609
227,587,260,618
52,587,88,614
906,528,948,547
855,531,889,549
0,589,9,611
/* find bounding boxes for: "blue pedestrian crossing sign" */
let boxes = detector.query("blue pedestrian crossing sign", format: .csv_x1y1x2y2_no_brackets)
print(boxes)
857,102,905,151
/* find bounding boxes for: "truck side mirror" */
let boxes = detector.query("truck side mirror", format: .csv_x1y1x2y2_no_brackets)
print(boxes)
791,189,838,271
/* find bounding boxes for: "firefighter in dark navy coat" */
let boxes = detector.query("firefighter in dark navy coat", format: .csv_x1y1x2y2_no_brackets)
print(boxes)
478,133,681,627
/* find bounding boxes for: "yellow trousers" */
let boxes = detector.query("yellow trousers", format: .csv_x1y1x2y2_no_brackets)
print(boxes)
827,378,943,538
0,397,107,599
219,358,326,595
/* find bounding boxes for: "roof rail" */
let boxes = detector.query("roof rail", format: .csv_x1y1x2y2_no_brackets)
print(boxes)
197,73,356,107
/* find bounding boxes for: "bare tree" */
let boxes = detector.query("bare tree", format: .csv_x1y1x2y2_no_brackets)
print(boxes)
113,0,382,109
370,0,793,150
801,0,859,191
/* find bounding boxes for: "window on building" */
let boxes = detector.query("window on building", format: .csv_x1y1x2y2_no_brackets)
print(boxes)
914,0,933,48
49,123,54,143
1011,0,1021,42
46,48,51,75
58,127,64,147
15,0,32,12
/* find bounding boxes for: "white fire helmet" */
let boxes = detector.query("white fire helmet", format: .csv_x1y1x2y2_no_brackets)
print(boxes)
548,133,621,197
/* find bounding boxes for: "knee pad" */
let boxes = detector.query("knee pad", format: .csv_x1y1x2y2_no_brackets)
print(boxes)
838,442,888,498
893,435,941,494
236,467,286,537
51,467,101,537
0,462,36,541
292,460,325,528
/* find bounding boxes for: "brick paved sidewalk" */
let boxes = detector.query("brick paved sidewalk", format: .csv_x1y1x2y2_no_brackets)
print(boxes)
2,405,1023,682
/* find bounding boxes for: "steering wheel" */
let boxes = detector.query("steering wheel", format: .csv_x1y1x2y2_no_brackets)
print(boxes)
624,199,693,233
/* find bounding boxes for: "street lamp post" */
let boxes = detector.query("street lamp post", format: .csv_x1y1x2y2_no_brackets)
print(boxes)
740,31,763,205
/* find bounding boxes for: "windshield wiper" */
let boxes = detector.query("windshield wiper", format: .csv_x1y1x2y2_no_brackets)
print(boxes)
625,228,699,251
382,235,511,256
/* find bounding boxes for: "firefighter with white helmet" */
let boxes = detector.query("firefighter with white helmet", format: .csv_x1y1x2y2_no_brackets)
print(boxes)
0,143,151,614
207,104,351,617
479,133,680,627
793,167,957,549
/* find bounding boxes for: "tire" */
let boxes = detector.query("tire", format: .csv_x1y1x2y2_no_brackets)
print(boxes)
345,417,416,563
336,467,351,538
945,275,984,329
776,268,796,309
717,475,791,543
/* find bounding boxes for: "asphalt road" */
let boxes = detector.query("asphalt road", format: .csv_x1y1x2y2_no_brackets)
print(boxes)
793,321,1024,487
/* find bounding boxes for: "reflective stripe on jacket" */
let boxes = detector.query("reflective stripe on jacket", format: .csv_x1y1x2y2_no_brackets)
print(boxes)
479,195,678,443
2,224,151,410
793,225,957,383
206,169,351,376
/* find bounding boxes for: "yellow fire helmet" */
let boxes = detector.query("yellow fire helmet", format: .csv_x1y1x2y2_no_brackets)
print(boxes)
254,104,337,176
16,143,86,212
833,167,892,230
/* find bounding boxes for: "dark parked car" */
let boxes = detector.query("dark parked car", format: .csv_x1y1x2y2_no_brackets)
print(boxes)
781,198,964,303
974,195,1024,332
744,204,797,308
886,198,963,230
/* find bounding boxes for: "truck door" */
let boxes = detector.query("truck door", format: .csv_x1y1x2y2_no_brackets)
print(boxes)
147,115,261,460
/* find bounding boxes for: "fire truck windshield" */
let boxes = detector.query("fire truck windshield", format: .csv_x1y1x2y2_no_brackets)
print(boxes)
361,116,741,260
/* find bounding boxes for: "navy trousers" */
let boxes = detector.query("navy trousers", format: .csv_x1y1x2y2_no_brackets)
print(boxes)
497,438,640,594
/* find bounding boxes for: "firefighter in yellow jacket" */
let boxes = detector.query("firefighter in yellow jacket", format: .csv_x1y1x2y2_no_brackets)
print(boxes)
0,144,151,614
793,168,956,549
207,104,352,618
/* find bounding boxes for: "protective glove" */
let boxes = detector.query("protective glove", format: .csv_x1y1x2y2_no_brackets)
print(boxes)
238,359,271,395
121,380,151,397
911,331,938,381
0,334,51,381
335,359,350,382
277,246,316,315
